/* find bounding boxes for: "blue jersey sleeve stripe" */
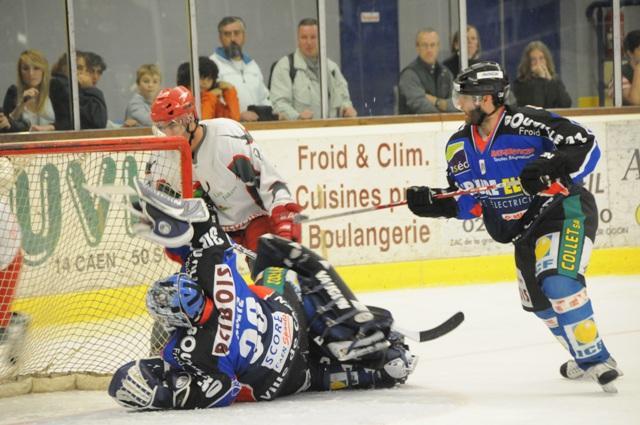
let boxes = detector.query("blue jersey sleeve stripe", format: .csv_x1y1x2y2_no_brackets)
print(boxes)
570,142,600,181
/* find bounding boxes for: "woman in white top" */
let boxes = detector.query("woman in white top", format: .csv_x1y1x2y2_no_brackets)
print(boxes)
1,49,56,132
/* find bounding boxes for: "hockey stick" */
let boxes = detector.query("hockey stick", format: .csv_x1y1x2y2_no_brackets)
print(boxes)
85,182,464,342
393,311,465,343
294,180,568,224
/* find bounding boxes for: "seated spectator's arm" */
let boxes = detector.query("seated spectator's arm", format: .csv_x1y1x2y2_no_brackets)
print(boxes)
0,113,30,133
49,78,72,130
554,79,572,108
255,67,272,107
79,87,107,129
126,94,152,127
2,86,18,117
626,63,640,105
219,83,241,121
270,58,300,120
398,70,438,114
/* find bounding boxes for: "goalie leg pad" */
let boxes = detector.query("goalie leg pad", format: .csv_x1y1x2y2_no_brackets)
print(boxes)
252,236,397,362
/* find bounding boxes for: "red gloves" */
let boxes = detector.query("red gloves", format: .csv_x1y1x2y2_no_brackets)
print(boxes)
270,203,302,242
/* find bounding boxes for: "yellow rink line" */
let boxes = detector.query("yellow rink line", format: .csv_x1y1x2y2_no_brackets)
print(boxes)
13,247,639,329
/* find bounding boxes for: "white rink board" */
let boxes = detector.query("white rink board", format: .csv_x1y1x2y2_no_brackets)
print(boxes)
251,115,640,266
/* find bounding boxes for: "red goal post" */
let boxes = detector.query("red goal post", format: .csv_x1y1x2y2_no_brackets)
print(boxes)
0,135,192,395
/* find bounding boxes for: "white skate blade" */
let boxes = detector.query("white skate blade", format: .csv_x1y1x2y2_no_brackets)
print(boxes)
601,382,618,394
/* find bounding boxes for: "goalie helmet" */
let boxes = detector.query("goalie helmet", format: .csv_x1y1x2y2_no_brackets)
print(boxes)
146,273,206,329
452,61,509,107
150,86,197,123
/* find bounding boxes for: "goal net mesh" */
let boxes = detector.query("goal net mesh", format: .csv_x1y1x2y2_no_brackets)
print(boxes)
0,137,192,386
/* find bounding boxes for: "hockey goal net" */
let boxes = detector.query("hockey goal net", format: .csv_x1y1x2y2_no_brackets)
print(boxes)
0,136,192,395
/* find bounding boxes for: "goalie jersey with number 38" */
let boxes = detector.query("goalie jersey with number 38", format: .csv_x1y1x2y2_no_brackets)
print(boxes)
162,248,310,407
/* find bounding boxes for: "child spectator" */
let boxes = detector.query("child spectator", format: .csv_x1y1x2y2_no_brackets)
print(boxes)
176,57,240,121
123,64,162,127
2,49,55,132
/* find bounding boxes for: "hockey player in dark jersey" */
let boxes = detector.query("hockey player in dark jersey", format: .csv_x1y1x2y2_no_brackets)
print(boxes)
406,61,622,393
108,180,416,409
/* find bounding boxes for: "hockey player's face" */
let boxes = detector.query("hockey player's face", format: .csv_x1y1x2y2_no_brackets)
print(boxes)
154,119,187,137
457,95,487,125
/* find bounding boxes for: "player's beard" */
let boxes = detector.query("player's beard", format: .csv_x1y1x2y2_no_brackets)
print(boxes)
224,42,243,59
467,106,486,126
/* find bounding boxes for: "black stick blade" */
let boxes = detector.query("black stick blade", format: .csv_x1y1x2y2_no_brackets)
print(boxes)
418,311,465,342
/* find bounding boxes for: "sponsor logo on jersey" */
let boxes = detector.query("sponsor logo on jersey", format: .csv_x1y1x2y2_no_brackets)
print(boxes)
503,112,590,146
446,141,471,175
559,210,585,279
534,232,559,276
261,311,294,373
490,147,536,162
212,264,236,356
501,210,526,221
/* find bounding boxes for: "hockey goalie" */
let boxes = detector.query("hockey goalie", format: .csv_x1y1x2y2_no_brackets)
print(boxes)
0,198,28,379
108,180,417,409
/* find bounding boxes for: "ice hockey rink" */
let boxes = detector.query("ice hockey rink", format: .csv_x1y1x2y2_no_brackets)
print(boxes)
1,274,638,425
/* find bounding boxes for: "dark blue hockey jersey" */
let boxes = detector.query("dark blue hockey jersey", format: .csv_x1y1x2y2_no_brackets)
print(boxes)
162,248,308,408
445,105,600,243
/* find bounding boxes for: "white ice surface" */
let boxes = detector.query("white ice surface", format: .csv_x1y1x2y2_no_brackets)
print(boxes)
1,275,638,425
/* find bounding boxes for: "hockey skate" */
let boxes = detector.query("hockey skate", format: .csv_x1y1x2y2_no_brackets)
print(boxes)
585,362,620,393
0,312,30,380
560,356,623,380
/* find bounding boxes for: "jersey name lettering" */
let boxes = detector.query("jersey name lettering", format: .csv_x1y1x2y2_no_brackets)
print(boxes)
213,264,236,356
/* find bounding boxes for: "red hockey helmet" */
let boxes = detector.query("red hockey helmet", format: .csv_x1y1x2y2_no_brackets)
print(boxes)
150,86,197,123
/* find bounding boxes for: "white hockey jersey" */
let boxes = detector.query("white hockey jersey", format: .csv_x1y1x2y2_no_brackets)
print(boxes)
0,199,21,269
147,118,294,232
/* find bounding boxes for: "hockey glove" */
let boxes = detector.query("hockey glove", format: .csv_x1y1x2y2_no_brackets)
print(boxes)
130,178,211,248
519,151,569,196
270,203,303,242
406,186,457,218
108,358,174,410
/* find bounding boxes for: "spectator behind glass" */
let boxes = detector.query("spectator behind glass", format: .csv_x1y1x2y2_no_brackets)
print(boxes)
621,30,640,105
123,64,162,127
398,28,457,114
176,57,240,121
49,52,108,129
512,41,571,108
1,49,55,132
443,25,482,78
85,51,107,87
210,16,271,122
270,18,357,120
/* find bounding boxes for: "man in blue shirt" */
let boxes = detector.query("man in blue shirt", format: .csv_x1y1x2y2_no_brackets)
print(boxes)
407,61,621,393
